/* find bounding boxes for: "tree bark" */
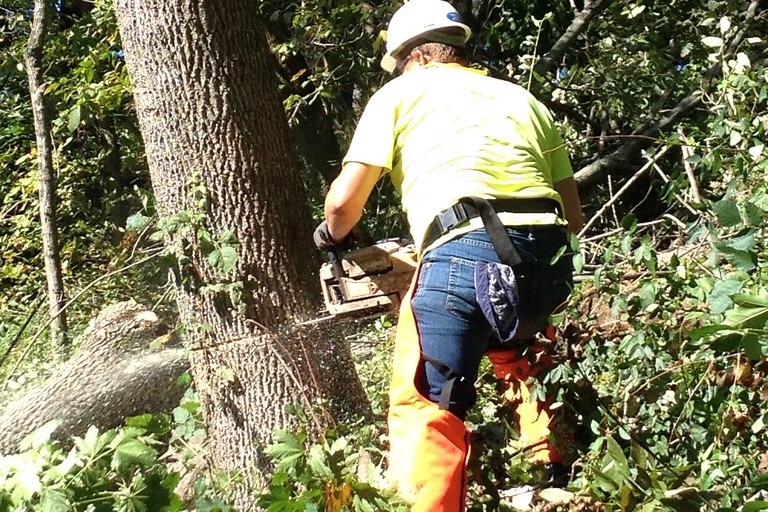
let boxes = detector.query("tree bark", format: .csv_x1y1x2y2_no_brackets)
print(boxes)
24,0,68,351
0,301,188,454
112,1,370,507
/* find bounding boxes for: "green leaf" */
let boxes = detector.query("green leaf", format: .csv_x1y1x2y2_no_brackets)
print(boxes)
724,303,768,329
265,430,304,470
218,246,238,273
306,445,333,480
112,438,157,470
329,436,348,455
19,419,61,451
750,472,768,491
620,213,638,232
539,487,574,503
751,414,767,434
721,231,756,252
7,455,43,502
67,106,81,132
716,232,757,271
744,201,764,226
732,292,768,308
742,333,764,359
40,488,71,512
689,324,737,341
125,413,153,428
572,252,583,274
709,332,744,353
218,366,235,382
707,278,742,314
196,496,236,512
126,413,171,436
49,448,82,479
207,248,222,270
592,466,620,493
742,502,768,512
712,200,741,227
126,212,150,231
601,436,630,484
702,36,724,47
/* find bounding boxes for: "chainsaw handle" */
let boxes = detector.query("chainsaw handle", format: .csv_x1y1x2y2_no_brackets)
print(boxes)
326,249,346,281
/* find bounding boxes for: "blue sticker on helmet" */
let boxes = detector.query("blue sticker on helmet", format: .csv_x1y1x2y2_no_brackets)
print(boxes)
447,12,461,22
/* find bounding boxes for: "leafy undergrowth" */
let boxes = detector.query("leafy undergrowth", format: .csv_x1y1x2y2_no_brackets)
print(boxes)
4,188,768,510
256,183,768,510
3,200,768,511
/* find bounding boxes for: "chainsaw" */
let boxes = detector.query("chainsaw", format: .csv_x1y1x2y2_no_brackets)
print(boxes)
319,239,418,319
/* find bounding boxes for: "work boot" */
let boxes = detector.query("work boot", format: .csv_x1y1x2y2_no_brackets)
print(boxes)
544,462,569,488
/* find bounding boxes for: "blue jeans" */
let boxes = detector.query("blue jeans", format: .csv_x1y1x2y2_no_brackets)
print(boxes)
411,227,572,419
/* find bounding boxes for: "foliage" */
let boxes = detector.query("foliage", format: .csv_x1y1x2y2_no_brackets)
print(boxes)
0,421,181,511
257,424,408,512
2,0,768,510
0,0,170,393
0,388,237,512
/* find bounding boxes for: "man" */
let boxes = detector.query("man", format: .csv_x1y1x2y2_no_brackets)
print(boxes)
313,0,584,510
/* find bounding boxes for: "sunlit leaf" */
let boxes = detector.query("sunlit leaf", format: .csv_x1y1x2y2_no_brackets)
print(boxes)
702,36,724,47
40,488,71,512
19,420,61,451
67,106,81,132
712,200,741,227
724,303,768,329
112,438,157,470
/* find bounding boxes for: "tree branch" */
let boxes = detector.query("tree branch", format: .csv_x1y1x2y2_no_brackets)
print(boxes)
573,0,762,189
574,91,703,189
25,0,68,351
533,0,611,77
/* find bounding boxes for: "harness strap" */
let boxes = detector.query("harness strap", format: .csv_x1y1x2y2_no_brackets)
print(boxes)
422,197,561,262
421,353,459,410
466,197,522,268
421,352,479,415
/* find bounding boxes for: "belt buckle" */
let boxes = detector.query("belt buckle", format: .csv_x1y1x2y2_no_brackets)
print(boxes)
437,203,469,233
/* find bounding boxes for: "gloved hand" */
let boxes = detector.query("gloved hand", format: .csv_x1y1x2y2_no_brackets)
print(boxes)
313,221,361,251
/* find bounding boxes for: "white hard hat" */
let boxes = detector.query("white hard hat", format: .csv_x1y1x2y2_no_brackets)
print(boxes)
381,0,471,73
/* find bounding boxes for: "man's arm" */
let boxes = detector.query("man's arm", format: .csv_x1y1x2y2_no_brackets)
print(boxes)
553,177,584,233
324,161,383,241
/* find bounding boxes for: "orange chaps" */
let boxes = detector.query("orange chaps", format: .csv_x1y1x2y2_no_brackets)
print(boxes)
388,283,470,511
485,330,564,465
387,283,562,511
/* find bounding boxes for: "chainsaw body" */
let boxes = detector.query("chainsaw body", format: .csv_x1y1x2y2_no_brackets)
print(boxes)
320,240,418,318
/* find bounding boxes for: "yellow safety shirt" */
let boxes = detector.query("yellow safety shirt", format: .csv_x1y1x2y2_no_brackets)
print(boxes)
343,62,574,251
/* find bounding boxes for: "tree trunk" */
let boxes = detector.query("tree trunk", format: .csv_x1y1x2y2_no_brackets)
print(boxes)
24,0,68,352
112,1,370,507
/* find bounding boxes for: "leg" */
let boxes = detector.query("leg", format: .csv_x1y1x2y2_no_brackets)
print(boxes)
388,235,494,511
486,228,573,471
485,329,563,465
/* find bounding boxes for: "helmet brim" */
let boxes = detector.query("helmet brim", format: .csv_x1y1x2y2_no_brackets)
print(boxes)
380,24,471,73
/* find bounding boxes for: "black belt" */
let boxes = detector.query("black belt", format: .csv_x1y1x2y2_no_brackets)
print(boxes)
422,197,562,255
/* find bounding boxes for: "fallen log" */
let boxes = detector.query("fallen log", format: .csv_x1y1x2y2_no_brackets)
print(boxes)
0,301,189,454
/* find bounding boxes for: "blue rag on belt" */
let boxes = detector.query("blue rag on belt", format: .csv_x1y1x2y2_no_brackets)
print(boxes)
474,261,520,342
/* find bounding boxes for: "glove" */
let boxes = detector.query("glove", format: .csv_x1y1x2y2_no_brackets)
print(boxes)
313,221,361,251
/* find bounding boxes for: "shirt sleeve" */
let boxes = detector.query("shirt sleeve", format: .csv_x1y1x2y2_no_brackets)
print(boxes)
535,101,573,184
548,128,574,184
342,87,398,173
